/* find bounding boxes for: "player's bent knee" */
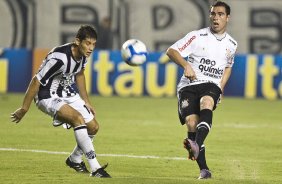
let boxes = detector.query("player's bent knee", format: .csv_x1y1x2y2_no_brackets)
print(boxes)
187,120,197,128
200,96,214,109
87,120,99,135
89,124,99,135
185,116,198,128
88,125,99,135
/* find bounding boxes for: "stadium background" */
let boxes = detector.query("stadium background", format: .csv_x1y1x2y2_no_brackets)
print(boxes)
0,0,281,100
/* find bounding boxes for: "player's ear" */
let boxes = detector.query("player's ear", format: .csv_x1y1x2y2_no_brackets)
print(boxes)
226,15,230,23
74,38,81,46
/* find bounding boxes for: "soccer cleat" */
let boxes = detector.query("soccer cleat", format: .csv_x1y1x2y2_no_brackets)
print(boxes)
53,120,71,129
53,119,63,127
198,169,212,179
66,157,89,173
90,164,111,178
183,138,199,160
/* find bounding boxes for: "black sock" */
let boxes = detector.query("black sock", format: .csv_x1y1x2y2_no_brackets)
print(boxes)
196,109,212,146
196,145,209,170
187,132,196,141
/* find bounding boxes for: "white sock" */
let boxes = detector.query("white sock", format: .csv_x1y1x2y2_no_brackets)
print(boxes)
74,126,101,172
89,134,95,141
69,146,83,163
69,135,95,163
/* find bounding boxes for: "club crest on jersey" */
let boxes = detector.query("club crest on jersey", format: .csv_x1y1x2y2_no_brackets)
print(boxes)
59,74,73,89
178,36,196,52
181,99,189,108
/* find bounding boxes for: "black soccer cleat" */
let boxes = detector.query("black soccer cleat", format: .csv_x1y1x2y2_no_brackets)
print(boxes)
198,169,212,179
90,164,111,178
183,138,199,160
66,157,89,173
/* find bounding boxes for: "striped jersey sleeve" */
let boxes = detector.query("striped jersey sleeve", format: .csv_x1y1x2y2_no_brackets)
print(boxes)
36,58,64,86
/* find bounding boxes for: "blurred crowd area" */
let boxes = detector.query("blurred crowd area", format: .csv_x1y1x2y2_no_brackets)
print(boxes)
1,0,282,54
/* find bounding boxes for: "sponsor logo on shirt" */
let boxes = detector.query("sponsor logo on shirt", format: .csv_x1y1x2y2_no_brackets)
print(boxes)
199,58,224,79
178,36,196,52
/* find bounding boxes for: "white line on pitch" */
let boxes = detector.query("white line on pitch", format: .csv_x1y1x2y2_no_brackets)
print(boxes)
1,147,281,163
0,147,186,160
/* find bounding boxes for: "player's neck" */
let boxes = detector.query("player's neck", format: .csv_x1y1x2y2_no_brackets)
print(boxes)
71,45,83,61
210,27,226,34
209,27,226,40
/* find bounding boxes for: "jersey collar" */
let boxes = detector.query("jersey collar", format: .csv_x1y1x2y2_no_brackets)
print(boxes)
208,27,226,41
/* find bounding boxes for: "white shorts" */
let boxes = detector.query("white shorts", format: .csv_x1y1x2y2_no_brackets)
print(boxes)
36,94,94,124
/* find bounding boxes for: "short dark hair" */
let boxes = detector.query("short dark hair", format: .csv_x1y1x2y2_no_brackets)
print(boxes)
211,1,231,15
76,25,98,41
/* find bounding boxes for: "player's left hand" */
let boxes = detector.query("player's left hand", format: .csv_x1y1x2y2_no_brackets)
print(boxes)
85,103,96,115
11,108,27,123
218,94,223,104
218,88,224,104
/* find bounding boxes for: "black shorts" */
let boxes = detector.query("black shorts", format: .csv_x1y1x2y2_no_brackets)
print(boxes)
177,83,222,125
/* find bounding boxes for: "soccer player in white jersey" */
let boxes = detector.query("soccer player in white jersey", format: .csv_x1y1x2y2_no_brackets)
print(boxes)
11,25,111,178
166,1,237,179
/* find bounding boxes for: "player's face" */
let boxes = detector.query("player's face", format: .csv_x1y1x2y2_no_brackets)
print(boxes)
209,6,229,34
77,37,96,58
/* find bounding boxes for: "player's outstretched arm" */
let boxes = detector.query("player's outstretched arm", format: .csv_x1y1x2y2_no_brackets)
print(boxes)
11,76,40,123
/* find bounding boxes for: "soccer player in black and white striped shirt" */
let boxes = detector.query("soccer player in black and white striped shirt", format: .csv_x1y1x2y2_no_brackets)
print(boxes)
11,25,111,178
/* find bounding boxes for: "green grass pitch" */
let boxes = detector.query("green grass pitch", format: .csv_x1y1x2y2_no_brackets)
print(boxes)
0,94,281,184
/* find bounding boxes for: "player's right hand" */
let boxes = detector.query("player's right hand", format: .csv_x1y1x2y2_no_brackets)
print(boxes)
11,108,27,123
184,64,197,81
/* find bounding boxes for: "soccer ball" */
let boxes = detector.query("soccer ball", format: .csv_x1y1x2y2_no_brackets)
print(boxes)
121,39,147,66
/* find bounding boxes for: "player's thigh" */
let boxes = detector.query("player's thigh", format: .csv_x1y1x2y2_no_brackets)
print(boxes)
37,98,70,119
177,86,200,125
68,98,94,124
36,98,83,126
56,104,83,126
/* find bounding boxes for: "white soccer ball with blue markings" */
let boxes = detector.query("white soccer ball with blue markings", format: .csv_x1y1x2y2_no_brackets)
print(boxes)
121,39,147,66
